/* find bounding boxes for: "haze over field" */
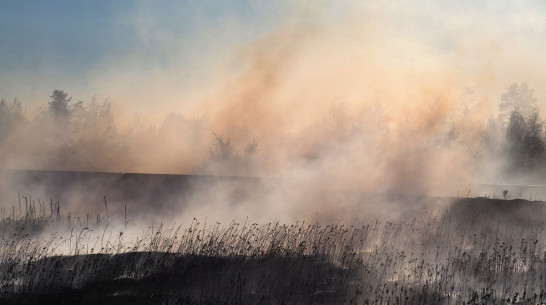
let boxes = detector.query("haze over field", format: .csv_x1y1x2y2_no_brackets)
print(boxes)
2,3,546,304
0,0,545,221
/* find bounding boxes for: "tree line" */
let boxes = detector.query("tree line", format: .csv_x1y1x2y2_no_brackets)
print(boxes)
0,85,544,180
500,83,545,177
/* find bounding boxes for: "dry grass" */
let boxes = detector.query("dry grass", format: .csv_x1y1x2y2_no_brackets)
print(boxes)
0,197,545,304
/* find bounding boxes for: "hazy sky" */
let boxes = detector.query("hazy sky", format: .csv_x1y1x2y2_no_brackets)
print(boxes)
0,1,286,111
1,0,545,116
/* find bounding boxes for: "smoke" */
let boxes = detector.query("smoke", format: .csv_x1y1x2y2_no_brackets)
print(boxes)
1,0,546,223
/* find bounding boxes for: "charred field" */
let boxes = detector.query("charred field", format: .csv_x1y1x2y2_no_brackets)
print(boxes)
0,170,545,305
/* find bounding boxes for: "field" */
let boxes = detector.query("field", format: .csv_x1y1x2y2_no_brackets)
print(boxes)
0,171,545,304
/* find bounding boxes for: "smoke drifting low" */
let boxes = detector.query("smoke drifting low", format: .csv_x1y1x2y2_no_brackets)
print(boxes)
1,0,545,222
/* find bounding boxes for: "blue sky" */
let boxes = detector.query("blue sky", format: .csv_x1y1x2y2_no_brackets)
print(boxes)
0,2,127,72
0,2,135,104
0,1,282,70
0,1,287,108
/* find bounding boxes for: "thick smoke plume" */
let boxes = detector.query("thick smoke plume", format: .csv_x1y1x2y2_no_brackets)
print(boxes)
0,0,545,223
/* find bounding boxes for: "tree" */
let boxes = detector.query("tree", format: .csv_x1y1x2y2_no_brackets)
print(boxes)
48,90,73,118
0,97,22,119
499,83,537,124
505,108,527,169
88,97,111,118
522,111,545,169
203,133,258,175
505,108,545,173
209,133,234,163
0,98,24,143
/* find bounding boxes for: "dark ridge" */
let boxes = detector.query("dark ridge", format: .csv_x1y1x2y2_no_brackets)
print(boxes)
2,169,545,223
0,169,268,216
444,197,546,225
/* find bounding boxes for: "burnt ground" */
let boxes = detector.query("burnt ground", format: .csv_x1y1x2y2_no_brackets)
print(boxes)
0,252,355,305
